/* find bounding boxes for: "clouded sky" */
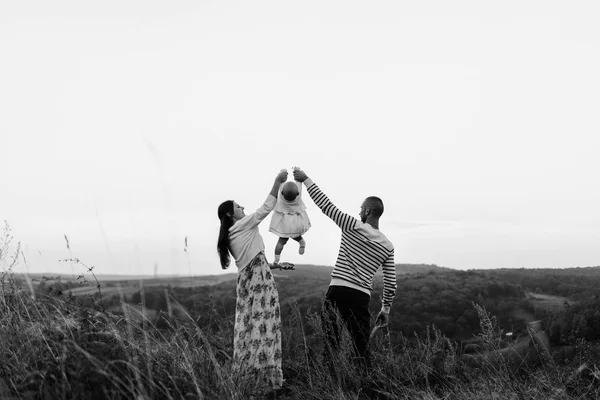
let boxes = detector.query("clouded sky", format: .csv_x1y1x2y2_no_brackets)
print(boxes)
2,1,599,277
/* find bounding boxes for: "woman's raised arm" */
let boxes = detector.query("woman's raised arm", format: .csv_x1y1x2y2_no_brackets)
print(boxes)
269,169,288,198
250,169,288,224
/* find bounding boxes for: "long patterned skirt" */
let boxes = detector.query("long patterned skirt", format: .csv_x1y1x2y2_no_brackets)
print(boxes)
233,252,283,392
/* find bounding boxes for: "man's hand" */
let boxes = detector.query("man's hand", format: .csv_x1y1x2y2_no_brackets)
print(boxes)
375,311,389,328
370,311,389,339
276,169,288,183
293,168,308,182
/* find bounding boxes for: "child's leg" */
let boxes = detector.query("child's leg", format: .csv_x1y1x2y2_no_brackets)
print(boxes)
274,237,289,264
292,235,306,255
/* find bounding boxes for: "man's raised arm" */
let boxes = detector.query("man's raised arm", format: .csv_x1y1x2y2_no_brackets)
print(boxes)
293,169,356,231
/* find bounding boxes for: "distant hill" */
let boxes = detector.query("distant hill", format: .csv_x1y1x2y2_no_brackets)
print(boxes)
276,264,332,280
478,266,600,302
276,263,452,281
20,263,451,286
20,272,238,285
395,263,452,274
479,266,600,277
31,261,600,345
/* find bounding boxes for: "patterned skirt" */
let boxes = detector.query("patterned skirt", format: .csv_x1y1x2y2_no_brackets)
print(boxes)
233,252,283,392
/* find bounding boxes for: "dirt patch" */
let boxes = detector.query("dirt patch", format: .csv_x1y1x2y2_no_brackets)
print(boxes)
526,292,572,312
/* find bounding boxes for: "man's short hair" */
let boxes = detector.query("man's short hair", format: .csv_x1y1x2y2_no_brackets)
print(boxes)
365,196,384,218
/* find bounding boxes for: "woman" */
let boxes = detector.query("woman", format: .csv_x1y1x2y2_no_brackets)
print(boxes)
217,169,289,393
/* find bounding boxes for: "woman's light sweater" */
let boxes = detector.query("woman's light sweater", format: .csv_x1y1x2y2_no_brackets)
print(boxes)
228,194,276,270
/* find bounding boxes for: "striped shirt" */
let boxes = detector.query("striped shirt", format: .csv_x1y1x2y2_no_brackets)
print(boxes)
305,179,397,313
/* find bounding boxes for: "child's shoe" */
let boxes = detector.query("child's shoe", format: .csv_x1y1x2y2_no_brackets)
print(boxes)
298,239,306,255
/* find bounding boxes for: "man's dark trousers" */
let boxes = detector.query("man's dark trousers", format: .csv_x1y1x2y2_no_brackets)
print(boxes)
322,285,371,368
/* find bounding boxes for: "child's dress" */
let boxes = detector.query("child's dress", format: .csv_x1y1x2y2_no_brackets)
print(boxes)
269,181,311,238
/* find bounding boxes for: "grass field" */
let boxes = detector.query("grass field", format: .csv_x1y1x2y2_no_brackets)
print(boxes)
2,230,600,399
3,270,600,399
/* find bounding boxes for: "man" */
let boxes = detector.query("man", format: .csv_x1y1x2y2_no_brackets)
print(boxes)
293,168,396,367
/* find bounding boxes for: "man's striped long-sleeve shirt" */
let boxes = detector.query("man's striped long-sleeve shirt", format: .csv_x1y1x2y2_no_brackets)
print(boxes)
304,179,397,313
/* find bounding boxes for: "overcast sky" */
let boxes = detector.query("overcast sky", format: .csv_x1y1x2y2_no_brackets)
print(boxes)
2,1,599,277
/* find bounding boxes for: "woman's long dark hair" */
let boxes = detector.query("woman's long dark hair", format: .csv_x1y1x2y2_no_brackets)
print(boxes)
217,200,234,269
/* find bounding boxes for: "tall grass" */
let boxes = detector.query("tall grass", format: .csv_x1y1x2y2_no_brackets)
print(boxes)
1,226,599,399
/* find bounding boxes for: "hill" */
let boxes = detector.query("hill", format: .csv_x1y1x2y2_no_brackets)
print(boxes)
23,263,600,346
394,263,452,274
8,259,600,398
478,266,600,301
20,263,447,285
71,266,528,343
5,267,600,399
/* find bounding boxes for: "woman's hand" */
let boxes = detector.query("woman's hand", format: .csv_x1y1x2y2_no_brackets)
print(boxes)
276,169,288,183
270,169,289,198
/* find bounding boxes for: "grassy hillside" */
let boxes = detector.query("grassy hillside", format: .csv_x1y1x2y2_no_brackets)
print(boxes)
3,264,600,399
3,222,600,399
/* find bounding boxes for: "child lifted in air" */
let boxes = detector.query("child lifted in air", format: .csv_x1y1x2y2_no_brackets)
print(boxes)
269,168,311,266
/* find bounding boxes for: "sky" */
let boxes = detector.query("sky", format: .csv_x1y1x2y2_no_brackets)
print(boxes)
1,1,599,277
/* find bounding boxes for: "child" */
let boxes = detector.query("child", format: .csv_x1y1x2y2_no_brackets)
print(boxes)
269,168,311,265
